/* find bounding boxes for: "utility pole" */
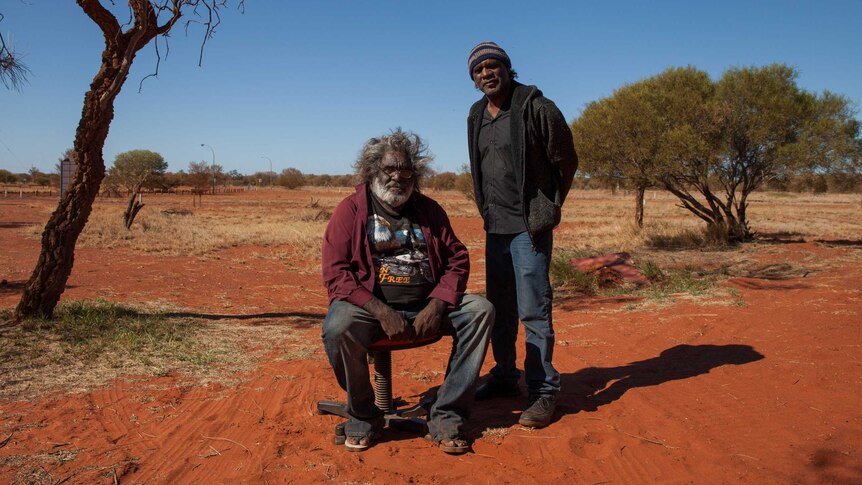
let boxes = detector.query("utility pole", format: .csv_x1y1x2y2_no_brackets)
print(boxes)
201,143,216,194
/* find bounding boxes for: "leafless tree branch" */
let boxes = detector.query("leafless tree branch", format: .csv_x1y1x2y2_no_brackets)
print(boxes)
0,13,31,91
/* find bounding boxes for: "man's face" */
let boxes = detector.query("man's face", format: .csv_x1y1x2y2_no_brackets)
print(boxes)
471,58,511,99
371,150,415,208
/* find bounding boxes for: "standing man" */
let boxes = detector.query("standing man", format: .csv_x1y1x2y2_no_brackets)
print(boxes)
466,42,578,428
322,129,494,454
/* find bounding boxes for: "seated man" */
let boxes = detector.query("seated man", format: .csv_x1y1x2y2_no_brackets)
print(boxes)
321,129,494,454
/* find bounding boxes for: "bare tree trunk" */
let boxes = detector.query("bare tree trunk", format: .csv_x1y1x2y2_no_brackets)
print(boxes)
14,64,121,319
14,0,182,321
634,185,646,228
123,191,145,229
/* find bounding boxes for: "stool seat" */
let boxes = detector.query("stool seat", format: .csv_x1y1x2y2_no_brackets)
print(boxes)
318,333,444,444
368,334,442,351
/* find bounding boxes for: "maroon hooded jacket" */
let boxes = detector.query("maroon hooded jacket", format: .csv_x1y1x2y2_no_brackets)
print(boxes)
322,184,469,308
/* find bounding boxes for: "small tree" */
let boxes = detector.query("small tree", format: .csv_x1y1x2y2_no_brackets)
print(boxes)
278,167,305,189
659,65,859,241
573,80,667,227
28,167,52,187
454,164,474,201
0,169,16,184
187,161,213,191
105,150,167,228
572,64,860,243
108,149,168,193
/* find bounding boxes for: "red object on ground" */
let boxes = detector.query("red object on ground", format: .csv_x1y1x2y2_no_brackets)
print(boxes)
569,252,650,286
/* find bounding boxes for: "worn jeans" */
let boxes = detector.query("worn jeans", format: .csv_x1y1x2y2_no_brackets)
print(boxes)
322,295,494,440
485,230,560,395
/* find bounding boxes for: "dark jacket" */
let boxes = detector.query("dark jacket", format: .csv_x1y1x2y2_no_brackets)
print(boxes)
468,81,578,238
322,183,469,308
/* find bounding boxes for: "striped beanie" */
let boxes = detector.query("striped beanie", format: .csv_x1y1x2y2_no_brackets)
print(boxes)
467,42,511,78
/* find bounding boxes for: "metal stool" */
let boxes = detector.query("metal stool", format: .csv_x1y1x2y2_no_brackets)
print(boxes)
317,335,442,444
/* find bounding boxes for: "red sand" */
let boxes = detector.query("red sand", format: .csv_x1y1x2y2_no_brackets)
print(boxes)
1,195,861,484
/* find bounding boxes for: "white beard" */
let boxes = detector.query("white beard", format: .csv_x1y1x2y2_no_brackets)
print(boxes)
371,176,413,208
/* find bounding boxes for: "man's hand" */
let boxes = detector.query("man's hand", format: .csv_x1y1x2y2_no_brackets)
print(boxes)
413,298,448,339
363,298,414,341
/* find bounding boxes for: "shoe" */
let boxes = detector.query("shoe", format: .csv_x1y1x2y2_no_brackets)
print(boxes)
474,378,521,401
344,430,377,452
519,394,556,428
426,433,470,455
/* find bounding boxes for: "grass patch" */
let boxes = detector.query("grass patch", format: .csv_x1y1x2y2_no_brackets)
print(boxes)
16,299,218,365
640,265,723,300
0,299,298,401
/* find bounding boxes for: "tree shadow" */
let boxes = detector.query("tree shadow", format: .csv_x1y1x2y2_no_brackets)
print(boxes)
728,279,811,290
0,280,26,295
556,294,642,311
0,222,36,229
757,231,807,244
808,447,862,484
816,239,862,248
470,343,764,431
161,311,324,328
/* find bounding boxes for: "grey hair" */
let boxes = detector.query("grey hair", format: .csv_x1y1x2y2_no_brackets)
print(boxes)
354,128,434,189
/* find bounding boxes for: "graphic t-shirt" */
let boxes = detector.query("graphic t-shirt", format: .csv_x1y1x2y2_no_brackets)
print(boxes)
368,196,434,309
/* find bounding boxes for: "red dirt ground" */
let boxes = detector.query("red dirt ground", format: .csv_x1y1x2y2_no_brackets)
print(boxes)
1,193,861,484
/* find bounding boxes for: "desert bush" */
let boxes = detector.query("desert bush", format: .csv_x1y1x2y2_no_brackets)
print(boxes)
645,227,707,249
454,164,475,202
634,259,664,282
278,167,305,189
0,169,17,184
427,171,457,191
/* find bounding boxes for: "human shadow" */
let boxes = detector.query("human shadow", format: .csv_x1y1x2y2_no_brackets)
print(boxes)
470,343,764,430
562,344,764,410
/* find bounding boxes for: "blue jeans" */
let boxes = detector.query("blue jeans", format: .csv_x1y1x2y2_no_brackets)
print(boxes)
322,295,494,440
485,231,560,395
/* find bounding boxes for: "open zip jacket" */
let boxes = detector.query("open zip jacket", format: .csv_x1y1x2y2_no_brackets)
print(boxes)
468,81,578,239
322,183,469,308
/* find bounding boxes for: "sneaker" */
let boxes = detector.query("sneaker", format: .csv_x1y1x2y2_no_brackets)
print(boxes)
474,378,521,401
518,394,556,428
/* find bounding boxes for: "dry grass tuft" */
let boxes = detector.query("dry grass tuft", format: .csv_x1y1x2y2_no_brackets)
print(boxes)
401,369,443,382
481,427,510,444
70,209,326,257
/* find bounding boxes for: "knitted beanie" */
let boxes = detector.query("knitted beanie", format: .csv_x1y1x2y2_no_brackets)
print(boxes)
467,42,511,78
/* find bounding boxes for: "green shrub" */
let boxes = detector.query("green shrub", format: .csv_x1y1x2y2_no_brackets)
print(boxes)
634,259,664,282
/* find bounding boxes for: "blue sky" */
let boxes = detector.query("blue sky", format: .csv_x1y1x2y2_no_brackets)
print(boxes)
2,0,861,176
